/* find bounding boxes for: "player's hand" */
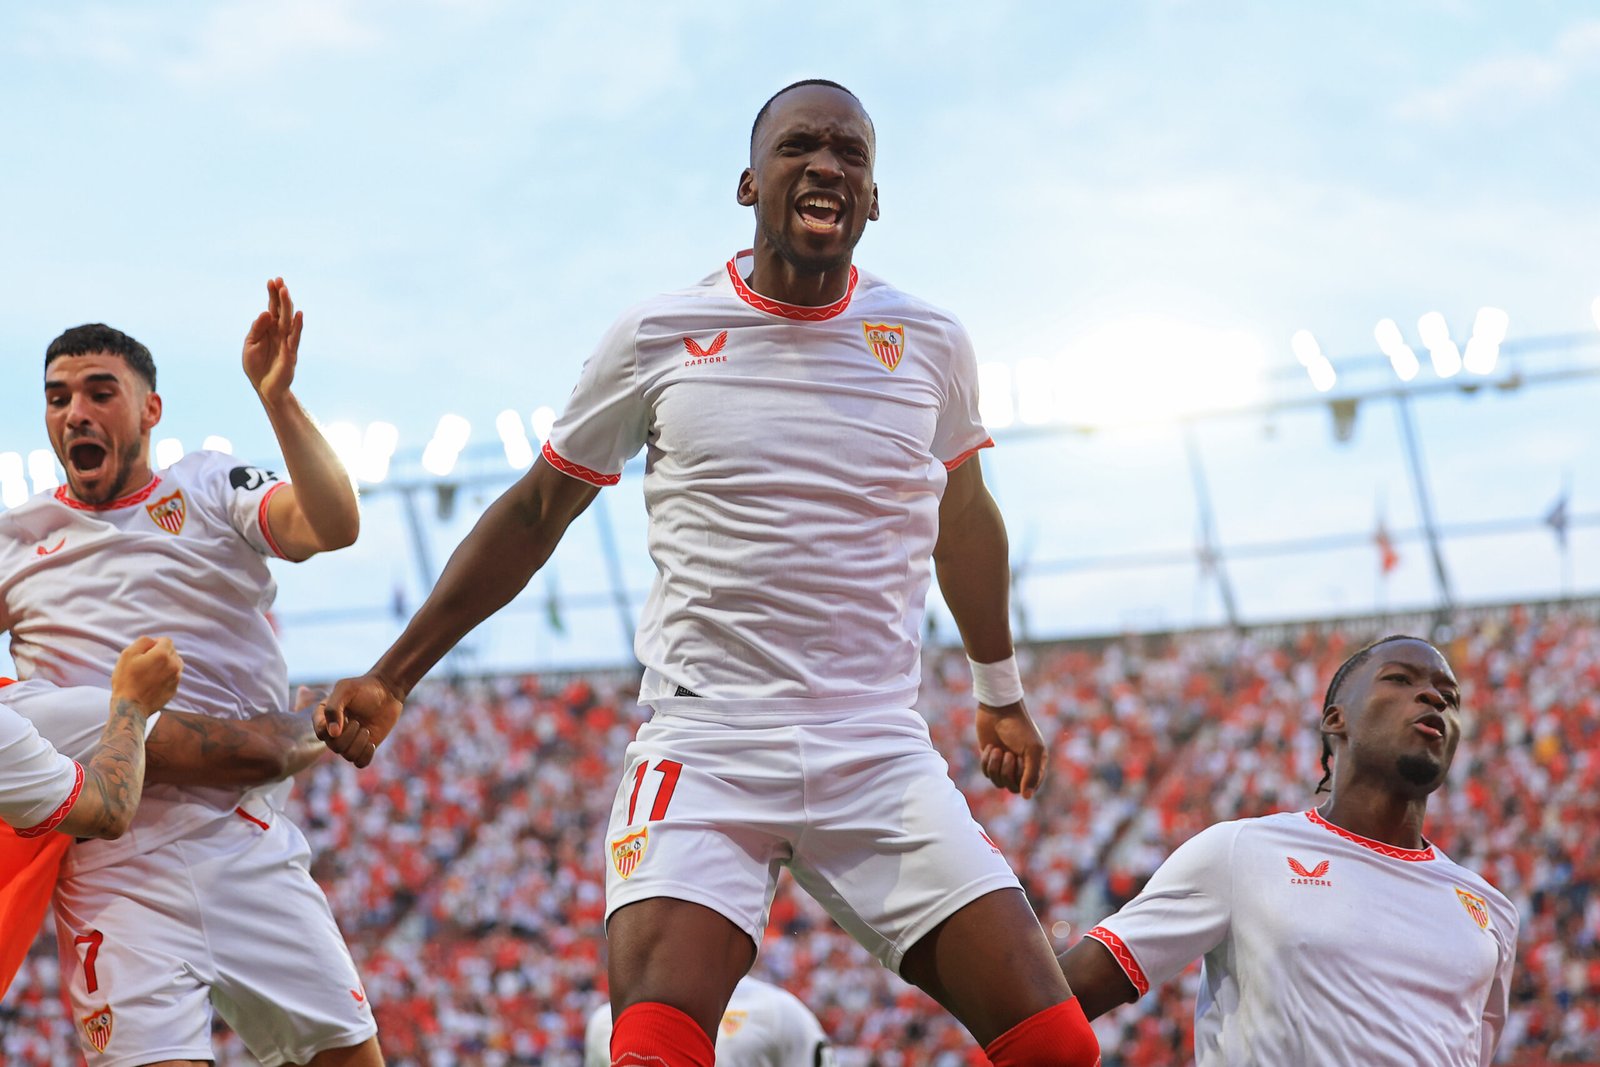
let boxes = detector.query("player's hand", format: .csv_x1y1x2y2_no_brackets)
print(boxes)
977,699,1047,800
110,636,184,714
315,673,404,769
242,277,303,404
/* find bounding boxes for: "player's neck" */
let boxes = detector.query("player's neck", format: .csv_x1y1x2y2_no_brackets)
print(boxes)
64,466,157,507
1318,784,1430,851
744,247,853,308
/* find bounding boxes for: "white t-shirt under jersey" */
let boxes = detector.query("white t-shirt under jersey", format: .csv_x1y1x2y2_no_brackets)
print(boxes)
0,450,292,870
0,700,81,837
584,976,833,1067
546,251,991,715
1088,809,1518,1067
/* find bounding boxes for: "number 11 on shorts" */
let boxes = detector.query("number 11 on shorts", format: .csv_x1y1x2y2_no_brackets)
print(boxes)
626,759,683,823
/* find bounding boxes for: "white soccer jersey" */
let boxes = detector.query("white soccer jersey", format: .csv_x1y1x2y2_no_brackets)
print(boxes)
0,450,291,870
546,251,991,713
1088,809,1518,1067
0,699,81,837
584,976,832,1067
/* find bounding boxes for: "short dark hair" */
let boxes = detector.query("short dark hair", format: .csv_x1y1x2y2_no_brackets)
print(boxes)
750,79,872,151
1316,634,1425,793
45,324,157,391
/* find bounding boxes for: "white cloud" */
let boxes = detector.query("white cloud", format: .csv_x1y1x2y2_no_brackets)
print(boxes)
1395,18,1600,122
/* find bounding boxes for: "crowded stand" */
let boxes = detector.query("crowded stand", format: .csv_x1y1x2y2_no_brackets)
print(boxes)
4,603,1597,1064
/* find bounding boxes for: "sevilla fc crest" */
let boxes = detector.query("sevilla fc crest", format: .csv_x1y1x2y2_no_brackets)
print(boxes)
82,1006,113,1053
611,827,649,880
862,322,906,371
720,1009,749,1037
1456,887,1491,930
146,490,187,535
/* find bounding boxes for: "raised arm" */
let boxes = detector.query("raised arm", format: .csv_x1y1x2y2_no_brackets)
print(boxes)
317,458,599,766
932,457,1047,799
58,637,182,840
243,277,361,560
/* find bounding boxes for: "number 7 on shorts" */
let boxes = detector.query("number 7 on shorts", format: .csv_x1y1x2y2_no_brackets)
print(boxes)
73,929,104,994
626,759,683,823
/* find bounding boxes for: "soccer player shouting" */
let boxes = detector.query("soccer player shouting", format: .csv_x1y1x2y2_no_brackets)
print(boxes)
1059,635,1517,1066
320,81,1100,1066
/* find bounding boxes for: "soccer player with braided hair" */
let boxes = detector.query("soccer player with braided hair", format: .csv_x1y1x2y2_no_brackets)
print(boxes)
1058,634,1516,1065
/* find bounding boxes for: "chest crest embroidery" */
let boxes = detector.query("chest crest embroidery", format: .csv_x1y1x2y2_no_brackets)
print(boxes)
146,490,187,535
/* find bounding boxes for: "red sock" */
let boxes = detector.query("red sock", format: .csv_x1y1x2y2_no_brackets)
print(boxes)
610,1001,716,1067
984,996,1101,1067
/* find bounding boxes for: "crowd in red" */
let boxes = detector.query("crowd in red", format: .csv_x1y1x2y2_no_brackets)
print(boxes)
4,604,1596,1065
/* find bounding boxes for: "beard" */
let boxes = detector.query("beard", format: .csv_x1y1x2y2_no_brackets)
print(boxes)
70,440,147,506
1396,752,1444,790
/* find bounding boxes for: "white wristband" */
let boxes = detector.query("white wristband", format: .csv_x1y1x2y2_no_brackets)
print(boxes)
968,654,1024,706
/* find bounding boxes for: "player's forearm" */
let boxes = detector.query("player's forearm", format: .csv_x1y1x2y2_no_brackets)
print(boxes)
145,708,316,786
933,489,1015,663
60,695,149,839
1058,939,1140,1021
260,391,360,551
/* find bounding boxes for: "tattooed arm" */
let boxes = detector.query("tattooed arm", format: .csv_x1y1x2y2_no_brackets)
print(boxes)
58,637,183,840
144,705,324,787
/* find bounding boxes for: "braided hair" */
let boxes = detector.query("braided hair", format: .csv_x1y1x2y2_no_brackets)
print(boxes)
1316,634,1425,793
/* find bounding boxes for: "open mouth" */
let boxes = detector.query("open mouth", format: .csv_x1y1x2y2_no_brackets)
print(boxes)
796,193,844,233
68,441,109,476
1412,712,1447,740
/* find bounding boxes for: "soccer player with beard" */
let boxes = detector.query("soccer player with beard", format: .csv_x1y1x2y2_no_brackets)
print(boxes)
0,282,381,1066
1057,635,1517,1066
319,81,1101,1066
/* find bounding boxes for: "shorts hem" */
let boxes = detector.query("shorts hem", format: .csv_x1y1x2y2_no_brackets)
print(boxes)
885,871,1023,974
606,880,765,949
253,1023,379,1067
94,1048,213,1067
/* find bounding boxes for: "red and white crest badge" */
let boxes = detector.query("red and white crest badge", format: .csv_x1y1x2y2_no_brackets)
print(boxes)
862,322,906,371
82,1006,113,1053
720,1009,749,1037
611,827,649,880
146,490,186,535
1456,887,1491,930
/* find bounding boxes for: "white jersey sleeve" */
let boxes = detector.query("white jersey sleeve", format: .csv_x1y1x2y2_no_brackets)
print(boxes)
928,314,992,469
185,452,294,559
545,308,650,485
1478,891,1519,1065
1087,820,1240,994
1,679,161,761
0,700,84,836
583,1002,612,1067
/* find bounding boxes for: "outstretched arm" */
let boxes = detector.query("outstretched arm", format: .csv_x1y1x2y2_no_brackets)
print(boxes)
144,706,323,787
58,637,183,840
317,458,599,766
932,457,1046,799
1058,938,1140,1021
243,277,361,560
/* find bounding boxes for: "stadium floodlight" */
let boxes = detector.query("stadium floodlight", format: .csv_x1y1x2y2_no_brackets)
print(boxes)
530,406,556,445
421,414,472,477
1416,312,1462,378
27,449,60,492
1290,330,1336,391
0,452,27,509
1462,307,1508,376
1306,358,1337,392
977,362,1015,429
1015,358,1056,425
154,437,185,470
1374,319,1421,382
202,435,234,455
496,409,535,469
360,421,400,484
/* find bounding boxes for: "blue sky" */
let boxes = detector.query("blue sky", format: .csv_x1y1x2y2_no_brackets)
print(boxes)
3,2,1598,680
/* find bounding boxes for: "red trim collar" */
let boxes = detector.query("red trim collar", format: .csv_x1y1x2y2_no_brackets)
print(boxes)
726,250,857,321
1305,809,1435,862
54,476,162,512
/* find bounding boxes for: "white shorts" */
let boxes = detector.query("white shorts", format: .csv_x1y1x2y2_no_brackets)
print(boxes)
52,806,376,1067
603,705,1021,973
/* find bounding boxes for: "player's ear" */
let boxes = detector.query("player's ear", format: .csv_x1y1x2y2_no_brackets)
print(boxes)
737,168,757,208
142,390,163,433
1320,703,1347,740
867,183,880,222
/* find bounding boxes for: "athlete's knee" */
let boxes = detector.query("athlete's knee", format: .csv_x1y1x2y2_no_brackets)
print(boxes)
611,1002,715,1067
984,996,1101,1067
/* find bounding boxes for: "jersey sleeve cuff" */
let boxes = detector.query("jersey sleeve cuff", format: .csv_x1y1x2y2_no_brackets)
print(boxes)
941,437,994,472
14,760,85,839
541,441,621,487
1085,924,1150,997
256,481,293,560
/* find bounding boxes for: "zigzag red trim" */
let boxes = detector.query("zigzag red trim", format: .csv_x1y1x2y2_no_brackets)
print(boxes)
1305,809,1435,861
726,251,857,321
541,441,620,487
54,476,162,512
16,761,85,838
1085,925,1149,996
